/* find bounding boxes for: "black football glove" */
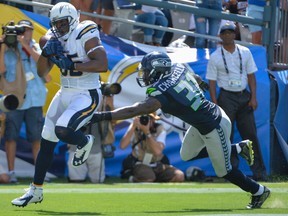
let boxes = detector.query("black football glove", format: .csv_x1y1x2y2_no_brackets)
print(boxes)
41,38,63,58
199,81,209,92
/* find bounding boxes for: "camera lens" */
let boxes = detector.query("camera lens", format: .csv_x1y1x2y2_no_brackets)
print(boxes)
140,115,149,125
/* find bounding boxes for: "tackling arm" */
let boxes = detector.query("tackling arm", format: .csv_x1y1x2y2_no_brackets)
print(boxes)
92,97,162,122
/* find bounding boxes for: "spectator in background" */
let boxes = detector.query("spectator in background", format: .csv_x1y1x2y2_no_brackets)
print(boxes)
160,0,174,47
67,95,116,183
120,113,185,183
224,0,242,40
0,113,9,184
70,0,99,23
0,20,47,183
5,0,33,12
0,164,9,183
98,0,115,35
134,5,168,46
206,23,267,181
246,0,266,44
184,14,196,48
194,0,222,48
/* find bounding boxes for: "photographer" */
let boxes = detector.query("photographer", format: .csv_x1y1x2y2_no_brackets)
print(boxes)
120,113,184,183
0,20,47,183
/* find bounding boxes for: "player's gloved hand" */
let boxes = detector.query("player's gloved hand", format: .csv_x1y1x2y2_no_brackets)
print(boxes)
41,38,63,58
54,56,75,70
90,112,112,123
199,80,209,92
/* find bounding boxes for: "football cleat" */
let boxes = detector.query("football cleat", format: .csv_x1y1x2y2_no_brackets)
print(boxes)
72,135,94,166
11,183,43,207
239,139,254,166
247,186,271,209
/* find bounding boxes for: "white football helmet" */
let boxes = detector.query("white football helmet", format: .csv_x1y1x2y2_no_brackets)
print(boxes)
49,2,79,40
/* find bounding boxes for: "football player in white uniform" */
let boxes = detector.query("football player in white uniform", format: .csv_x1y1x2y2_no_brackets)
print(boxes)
11,2,108,207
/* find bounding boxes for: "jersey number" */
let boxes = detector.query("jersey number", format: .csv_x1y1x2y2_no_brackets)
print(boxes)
60,53,83,76
173,72,203,111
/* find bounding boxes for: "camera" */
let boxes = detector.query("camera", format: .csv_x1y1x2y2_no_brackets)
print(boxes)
101,82,122,96
2,21,25,48
139,115,149,126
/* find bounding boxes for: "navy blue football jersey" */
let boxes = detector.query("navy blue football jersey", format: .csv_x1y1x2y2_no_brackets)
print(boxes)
147,63,221,135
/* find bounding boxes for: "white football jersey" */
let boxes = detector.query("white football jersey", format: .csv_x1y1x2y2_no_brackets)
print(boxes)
46,20,102,89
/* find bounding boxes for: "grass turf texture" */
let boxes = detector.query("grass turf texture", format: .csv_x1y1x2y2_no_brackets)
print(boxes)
1,181,287,216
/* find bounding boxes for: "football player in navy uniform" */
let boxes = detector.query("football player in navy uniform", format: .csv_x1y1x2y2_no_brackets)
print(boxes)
90,51,270,209
11,2,107,207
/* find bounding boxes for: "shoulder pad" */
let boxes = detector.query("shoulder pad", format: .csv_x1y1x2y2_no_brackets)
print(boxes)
76,22,98,40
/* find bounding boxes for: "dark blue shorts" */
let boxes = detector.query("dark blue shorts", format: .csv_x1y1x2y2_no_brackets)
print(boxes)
5,107,44,142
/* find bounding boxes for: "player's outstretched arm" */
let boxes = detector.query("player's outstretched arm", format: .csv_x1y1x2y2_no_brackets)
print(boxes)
91,97,162,122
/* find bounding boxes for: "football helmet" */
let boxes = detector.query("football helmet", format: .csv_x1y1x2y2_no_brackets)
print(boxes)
49,2,79,40
137,51,172,87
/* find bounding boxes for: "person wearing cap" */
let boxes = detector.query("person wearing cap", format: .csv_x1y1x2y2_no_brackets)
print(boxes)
246,0,266,44
119,113,185,183
0,19,47,183
193,0,222,48
205,23,268,181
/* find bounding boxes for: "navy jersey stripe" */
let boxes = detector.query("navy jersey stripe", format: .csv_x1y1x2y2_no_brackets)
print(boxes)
68,89,99,130
76,24,98,40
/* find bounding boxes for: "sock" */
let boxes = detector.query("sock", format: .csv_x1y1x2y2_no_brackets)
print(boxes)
235,144,241,153
223,168,260,194
33,138,57,185
253,185,264,196
231,144,239,155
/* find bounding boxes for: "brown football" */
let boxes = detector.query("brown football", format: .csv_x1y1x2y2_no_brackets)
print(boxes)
39,35,52,49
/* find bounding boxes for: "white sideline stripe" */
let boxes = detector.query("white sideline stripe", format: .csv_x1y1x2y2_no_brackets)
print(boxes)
0,188,287,194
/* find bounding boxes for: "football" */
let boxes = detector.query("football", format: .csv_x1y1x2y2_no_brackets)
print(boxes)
39,35,51,49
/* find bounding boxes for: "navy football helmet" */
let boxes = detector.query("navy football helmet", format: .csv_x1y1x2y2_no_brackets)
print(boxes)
137,51,172,87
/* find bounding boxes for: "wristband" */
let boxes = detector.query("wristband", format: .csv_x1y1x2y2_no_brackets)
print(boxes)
102,111,112,120
90,111,112,123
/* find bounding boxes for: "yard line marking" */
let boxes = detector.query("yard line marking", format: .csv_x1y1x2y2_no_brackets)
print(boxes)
0,187,287,194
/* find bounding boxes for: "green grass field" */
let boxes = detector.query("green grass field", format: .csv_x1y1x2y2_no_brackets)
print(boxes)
1,180,287,216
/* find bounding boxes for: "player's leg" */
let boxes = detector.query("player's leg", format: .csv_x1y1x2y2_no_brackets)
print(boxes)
205,109,270,209
180,126,205,161
54,88,101,166
11,91,63,207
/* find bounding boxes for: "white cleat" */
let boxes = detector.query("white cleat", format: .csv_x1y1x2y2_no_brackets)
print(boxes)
11,183,43,207
72,135,94,166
